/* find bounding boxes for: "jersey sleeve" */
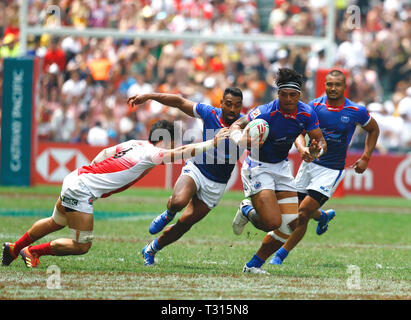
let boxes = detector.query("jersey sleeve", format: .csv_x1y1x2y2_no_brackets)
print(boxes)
146,146,165,165
247,104,270,122
357,106,372,127
305,108,320,131
193,103,214,120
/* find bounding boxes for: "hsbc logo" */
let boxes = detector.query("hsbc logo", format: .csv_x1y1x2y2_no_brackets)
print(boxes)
344,168,373,191
395,156,411,199
36,148,90,182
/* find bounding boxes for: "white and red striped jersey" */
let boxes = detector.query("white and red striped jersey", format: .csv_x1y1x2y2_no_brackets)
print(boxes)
77,140,164,198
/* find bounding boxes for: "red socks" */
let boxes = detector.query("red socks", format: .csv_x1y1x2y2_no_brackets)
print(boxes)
14,232,54,257
29,242,54,257
13,232,33,256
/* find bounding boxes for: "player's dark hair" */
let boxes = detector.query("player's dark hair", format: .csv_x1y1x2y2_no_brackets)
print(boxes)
223,87,243,100
326,69,346,82
149,120,175,145
275,68,303,88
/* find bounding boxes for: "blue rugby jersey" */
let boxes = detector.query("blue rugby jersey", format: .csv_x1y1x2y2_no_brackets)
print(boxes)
309,96,371,170
247,100,319,163
192,102,242,183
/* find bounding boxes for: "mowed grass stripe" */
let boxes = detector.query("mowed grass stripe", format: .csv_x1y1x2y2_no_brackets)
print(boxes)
0,272,409,300
0,209,157,220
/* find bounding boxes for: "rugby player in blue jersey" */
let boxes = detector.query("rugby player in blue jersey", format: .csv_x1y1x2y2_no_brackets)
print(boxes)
128,88,244,266
229,68,327,273
241,69,380,272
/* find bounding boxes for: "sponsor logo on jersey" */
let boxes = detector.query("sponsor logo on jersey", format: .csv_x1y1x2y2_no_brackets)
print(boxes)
254,181,262,189
249,108,261,120
320,186,329,193
61,196,78,207
341,116,350,123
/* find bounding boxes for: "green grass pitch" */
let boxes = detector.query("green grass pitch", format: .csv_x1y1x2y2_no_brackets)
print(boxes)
0,185,410,300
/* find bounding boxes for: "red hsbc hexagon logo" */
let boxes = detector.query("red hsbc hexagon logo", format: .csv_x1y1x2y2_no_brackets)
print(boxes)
36,148,90,182
395,156,411,199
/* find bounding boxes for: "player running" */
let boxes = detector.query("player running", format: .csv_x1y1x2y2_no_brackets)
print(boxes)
128,88,244,266
229,68,326,273
1,120,230,268
243,69,380,272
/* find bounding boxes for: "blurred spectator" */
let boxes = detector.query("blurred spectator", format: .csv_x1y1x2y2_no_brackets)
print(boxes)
43,37,66,73
87,48,112,85
398,87,411,151
0,33,20,58
87,121,109,146
62,64,86,101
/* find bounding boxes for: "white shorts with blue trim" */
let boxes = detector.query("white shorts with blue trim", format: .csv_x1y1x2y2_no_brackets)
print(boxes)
180,161,227,209
241,157,296,198
295,161,345,199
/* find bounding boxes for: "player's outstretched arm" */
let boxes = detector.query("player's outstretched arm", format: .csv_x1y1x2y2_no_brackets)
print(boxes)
351,117,380,174
127,92,196,117
158,128,230,164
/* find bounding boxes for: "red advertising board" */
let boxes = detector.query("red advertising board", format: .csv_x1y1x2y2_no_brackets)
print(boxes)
33,142,411,199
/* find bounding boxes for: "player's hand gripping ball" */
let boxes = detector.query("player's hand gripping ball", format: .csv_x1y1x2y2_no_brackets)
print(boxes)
245,119,269,144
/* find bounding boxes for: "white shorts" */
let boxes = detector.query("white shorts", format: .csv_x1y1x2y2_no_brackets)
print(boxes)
241,157,296,198
295,161,345,199
180,161,227,209
60,170,96,214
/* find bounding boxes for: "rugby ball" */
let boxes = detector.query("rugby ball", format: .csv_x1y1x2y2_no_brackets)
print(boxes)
245,119,269,144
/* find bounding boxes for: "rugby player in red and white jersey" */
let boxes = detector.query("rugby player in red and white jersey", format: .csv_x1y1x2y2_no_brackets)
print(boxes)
2,120,230,268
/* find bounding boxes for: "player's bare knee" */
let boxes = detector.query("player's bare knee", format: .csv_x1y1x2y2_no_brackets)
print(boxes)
262,217,282,232
168,195,189,213
74,242,92,255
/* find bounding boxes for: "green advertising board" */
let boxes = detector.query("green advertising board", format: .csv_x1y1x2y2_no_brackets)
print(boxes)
1,57,38,186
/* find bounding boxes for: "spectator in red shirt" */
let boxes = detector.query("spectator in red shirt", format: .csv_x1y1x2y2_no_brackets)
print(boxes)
43,37,66,73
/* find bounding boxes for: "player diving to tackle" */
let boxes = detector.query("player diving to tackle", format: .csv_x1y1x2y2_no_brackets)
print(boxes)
229,68,327,273
242,69,380,272
2,120,230,268
128,88,245,266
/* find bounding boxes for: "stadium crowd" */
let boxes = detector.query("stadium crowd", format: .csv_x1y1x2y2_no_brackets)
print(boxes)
0,0,410,153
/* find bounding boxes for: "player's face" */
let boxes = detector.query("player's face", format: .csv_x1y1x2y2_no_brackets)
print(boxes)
220,94,243,124
278,89,300,112
325,75,346,101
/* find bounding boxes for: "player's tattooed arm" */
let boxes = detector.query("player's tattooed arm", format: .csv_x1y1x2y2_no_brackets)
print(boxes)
128,92,195,117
